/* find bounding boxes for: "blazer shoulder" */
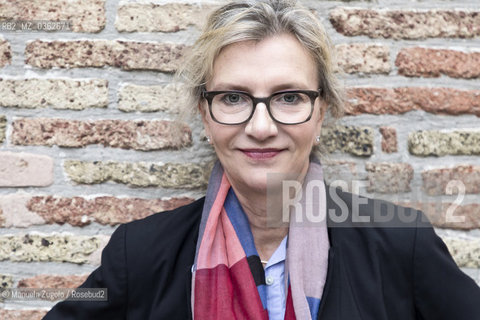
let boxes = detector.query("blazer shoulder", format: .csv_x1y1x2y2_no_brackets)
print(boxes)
325,185,427,229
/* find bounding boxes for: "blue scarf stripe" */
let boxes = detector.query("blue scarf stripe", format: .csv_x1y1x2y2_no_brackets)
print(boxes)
224,189,268,309
224,189,258,257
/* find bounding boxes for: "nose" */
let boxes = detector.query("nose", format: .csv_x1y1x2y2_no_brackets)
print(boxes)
244,103,278,140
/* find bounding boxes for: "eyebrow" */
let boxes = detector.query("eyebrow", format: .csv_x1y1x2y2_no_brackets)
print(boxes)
210,82,312,93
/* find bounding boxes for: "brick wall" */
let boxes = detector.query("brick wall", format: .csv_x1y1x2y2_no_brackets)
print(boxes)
0,0,479,316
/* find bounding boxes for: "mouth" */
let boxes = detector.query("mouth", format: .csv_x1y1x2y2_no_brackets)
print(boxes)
239,148,285,160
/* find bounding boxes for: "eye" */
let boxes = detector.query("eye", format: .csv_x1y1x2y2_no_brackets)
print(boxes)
221,93,243,104
282,93,299,103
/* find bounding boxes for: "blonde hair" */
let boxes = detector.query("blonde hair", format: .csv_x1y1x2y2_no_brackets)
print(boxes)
176,0,344,120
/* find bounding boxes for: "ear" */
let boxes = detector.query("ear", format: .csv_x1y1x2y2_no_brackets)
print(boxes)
198,101,211,138
314,100,327,138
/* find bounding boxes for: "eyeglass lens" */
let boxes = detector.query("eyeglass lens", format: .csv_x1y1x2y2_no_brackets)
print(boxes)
210,91,313,124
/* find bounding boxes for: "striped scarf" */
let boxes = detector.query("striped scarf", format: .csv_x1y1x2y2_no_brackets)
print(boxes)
191,161,329,319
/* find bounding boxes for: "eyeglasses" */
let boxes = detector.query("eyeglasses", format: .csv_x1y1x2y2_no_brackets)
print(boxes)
201,89,322,125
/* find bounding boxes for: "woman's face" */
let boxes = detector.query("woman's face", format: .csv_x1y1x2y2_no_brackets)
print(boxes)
200,33,326,193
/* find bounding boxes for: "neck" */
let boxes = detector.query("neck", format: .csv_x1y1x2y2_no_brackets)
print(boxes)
230,183,289,262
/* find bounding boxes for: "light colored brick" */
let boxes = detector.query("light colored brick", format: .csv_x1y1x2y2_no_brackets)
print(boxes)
346,87,480,116
409,131,480,156
12,118,192,150
0,79,108,110
25,40,186,72
0,310,47,320
322,161,365,188
365,162,413,193
0,0,105,33
115,3,215,32
396,47,480,79
18,274,88,289
422,165,480,196
403,202,480,230
379,127,397,153
0,37,12,67
321,125,374,156
330,8,480,39
0,115,5,143
0,233,107,264
118,83,185,113
0,192,45,227
0,152,53,187
1,274,13,288
335,43,390,74
64,160,213,189
26,195,195,226
442,237,480,268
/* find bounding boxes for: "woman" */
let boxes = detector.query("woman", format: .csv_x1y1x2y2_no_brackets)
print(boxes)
44,0,480,319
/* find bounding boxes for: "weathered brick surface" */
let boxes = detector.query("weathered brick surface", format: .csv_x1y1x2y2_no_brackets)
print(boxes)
409,131,480,156
0,115,6,143
115,3,215,32
365,162,413,193
0,234,106,264
322,161,364,187
64,160,212,189
321,125,374,156
0,0,105,33
0,79,108,110
442,237,480,268
25,40,186,72
335,43,390,74
346,87,480,116
27,196,194,226
422,165,480,196
118,83,185,113
396,47,480,79
330,8,480,39
379,127,397,153
403,202,480,230
12,118,192,150
0,37,12,67
1,274,13,288
0,152,53,187
18,274,88,289
0,310,47,320
0,192,45,227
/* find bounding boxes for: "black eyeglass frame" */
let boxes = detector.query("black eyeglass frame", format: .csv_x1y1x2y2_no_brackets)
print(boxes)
201,89,323,125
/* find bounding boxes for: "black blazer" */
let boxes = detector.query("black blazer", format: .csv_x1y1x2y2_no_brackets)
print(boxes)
43,188,480,319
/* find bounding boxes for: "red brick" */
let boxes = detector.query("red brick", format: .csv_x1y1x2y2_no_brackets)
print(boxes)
27,196,194,226
0,310,47,320
379,127,397,153
25,40,186,72
330,8,480,39
0,38,12,67
0,0,105,32
11,118,192,150
366,162,413,193
403,202,480,230
18,274,88,289
422,165,480,196
346,87,480,116
396,47,480,79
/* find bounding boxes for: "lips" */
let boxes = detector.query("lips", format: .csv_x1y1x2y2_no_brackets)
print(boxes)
240,148,284,160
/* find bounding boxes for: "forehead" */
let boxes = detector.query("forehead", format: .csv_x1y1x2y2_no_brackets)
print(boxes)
208,34,318,92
